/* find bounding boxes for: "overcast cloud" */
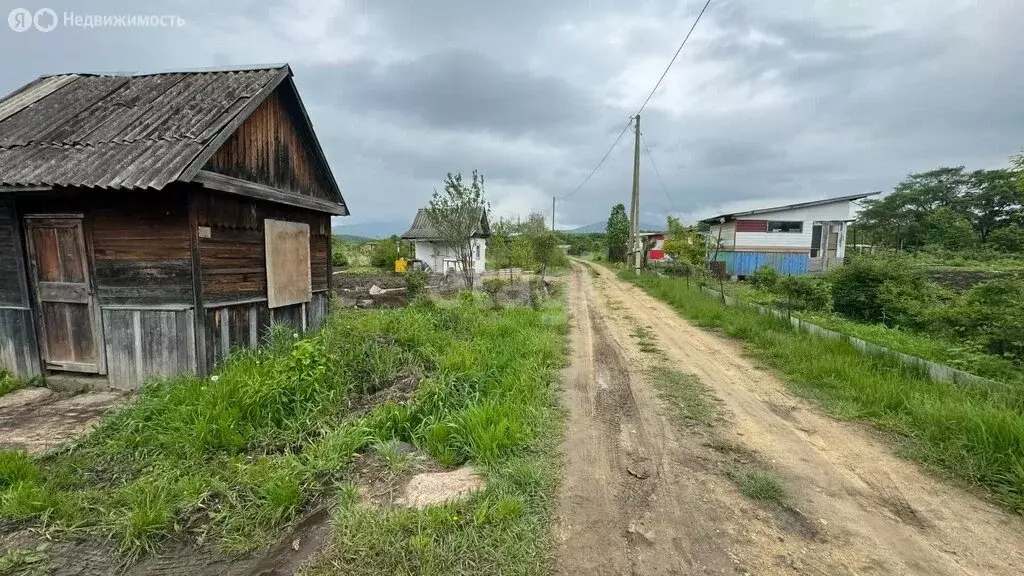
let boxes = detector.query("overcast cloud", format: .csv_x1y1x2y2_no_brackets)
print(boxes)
2,0,1022,229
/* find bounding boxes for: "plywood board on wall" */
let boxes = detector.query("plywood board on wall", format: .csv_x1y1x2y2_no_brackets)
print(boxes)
265,219,311,308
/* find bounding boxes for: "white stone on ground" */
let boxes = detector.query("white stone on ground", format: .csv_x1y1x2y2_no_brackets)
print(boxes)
397,467,484,509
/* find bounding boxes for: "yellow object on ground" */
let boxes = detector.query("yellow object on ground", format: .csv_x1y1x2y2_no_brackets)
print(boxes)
394,258,408,272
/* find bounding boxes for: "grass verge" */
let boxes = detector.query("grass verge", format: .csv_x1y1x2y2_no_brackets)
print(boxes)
719,281,1024,388
0,295,568,574
620,271,1024,513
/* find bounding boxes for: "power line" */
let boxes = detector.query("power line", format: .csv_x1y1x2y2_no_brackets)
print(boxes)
637,0,713,117
559,118,633,199
641,131,677,213
560,0,713,200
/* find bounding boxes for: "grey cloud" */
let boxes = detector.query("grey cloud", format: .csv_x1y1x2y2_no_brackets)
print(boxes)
1,0,1023,227
301,50,602,140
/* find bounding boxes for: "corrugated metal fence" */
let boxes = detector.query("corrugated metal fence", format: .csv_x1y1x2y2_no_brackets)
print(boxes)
713,251,809,276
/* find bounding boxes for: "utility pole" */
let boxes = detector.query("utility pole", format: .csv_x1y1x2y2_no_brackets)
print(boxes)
630,114,641,274
551,196,556,231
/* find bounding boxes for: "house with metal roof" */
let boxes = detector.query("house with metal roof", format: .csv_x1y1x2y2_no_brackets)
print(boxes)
699,192,878,276
0,64,347,389
401,207,490,275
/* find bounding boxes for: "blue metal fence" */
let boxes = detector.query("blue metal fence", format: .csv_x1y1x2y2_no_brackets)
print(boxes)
713,251,809,276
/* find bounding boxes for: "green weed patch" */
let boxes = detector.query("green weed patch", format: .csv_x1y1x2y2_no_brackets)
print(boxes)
0,296,568,572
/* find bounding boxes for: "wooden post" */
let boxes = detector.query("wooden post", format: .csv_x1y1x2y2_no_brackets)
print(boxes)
187,188,207,377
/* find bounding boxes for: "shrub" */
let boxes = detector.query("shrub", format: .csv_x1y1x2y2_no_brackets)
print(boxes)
775,276,831,312
749,265,780,291
947,278,1024,362
988,226,1024,253
369,238,401,270
876,276,951,331
405,271,429,298
0,370,21,396
828,256,934,323
481,278,507,297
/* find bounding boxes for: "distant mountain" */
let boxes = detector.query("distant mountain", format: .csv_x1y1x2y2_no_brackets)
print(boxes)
566,220,665,234
331,220,409,239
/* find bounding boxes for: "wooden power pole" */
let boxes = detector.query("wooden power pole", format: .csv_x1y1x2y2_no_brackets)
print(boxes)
630,114,641,274
551,196,556,231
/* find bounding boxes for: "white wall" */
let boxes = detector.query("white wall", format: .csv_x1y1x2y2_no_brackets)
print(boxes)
414,238,487,274
708,221,736,249
733,201,855,252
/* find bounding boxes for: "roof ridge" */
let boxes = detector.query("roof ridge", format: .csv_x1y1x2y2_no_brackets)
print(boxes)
39,64,289,79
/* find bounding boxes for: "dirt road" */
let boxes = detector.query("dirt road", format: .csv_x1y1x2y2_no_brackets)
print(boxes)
553,262,1024,575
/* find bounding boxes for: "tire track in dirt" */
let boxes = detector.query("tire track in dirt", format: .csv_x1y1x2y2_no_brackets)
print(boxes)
579,262,1024,575
555,265,743,575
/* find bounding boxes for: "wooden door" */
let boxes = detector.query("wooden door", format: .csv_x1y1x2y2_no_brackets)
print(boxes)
24,216,104,373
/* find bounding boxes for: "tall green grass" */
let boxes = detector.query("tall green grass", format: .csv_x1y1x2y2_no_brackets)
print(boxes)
622,271,1024,513
0,295,568,571
0,369,23,396
719,280,1024,387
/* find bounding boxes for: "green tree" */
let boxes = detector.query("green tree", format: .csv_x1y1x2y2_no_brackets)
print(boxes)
919,207,977,250
425,171,489,287
988,226,1024,252
531,231,558,282
369,237,401,270
962,169,1024,243
606,204,629,263
662,216,706,266
509,235,534,271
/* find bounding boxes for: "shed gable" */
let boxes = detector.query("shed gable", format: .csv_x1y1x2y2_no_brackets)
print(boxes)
203,85,338,204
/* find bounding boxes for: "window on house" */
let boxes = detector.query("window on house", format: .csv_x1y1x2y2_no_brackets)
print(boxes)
767,220,803,233
475,244,480,260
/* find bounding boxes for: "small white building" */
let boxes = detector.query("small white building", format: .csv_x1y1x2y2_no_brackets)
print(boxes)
401,207,490,274
700,192,878,276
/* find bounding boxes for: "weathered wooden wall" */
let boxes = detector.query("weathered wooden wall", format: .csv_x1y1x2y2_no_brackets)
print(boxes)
6,185,332,388
102,307,196,389
203,88,335,202
0,200,40,379
91,192,192,306
13,189,196,389
0,200,28,306
202,291,329,370
193,190,330,305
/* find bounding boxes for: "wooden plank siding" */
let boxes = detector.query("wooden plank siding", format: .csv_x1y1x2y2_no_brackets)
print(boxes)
0,308,41,380
0,200,29,306
102,308,195,390
14,189,194,307
203,88,336,202
91,193,193,306
193,190,330,305
0,199,40,379
203,298,318,371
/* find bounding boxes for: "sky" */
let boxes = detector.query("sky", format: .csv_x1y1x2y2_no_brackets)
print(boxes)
2,0,1022,231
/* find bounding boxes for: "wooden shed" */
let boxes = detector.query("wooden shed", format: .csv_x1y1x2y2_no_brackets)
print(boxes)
0,65,347,390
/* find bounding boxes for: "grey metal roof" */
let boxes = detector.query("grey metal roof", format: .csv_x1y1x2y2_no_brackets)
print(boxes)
699,191,881,224
401,207,491,240
0,66,286,190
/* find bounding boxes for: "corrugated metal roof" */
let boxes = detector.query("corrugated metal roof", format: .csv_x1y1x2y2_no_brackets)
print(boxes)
0,66,286,190
699,192,882,224
401,207,490,240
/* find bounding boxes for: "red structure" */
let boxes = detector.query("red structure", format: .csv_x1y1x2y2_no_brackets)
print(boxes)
642,232,666,261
